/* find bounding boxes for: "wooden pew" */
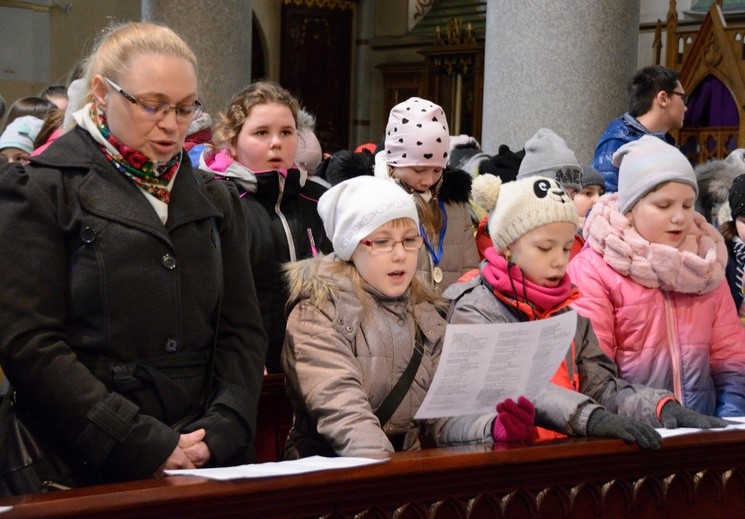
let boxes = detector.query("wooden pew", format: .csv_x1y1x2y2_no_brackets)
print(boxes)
2,429,745,517
254,373,293,463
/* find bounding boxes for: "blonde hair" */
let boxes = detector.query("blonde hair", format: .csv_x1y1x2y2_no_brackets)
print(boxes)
719,219,738,249
78,22,197,112
213,80,300,149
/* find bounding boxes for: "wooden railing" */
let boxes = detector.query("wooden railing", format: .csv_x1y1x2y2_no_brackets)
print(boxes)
2,428,745,517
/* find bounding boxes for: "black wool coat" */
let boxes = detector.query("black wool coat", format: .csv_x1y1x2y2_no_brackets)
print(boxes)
0,127,267,483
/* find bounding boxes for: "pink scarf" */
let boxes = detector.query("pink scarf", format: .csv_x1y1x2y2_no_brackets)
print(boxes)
481,247,572,315
583,193,726,294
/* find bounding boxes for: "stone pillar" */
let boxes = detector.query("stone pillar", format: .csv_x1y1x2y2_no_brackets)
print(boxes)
142,0,252,117
351,0,375,148
482,1,640,163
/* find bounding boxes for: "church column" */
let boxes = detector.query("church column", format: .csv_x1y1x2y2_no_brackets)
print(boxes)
482,1,640,163
351,0,375,148
142,0,252,117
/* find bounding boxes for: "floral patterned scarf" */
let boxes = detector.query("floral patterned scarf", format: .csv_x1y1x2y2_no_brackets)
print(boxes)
90,102,180,204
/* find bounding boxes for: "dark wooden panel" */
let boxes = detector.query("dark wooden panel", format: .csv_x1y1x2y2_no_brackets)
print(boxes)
280,4,353,154
254,373,293,463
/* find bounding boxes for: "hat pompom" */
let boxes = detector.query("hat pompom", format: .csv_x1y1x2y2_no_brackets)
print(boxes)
471,173,502,213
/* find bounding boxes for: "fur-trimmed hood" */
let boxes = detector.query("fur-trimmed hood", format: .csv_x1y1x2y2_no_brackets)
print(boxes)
284,254,363,312
284,253,446,316
695,148,745,224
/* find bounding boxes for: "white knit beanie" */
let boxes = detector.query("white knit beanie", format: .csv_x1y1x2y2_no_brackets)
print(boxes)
517,128,582,190
317,176,420,261
614,135,698,213
385,97,449,168
472,174,578,251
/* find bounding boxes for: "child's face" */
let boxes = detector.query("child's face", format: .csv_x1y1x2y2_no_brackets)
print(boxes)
573,185,604,229
0,147,30,164
736,215,745,242
391,166,443,193
232,103,298,171
351,220,421,298
627,181,696,248
505,222,576,287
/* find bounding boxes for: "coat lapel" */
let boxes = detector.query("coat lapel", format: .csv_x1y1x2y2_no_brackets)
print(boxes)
32,127,221,241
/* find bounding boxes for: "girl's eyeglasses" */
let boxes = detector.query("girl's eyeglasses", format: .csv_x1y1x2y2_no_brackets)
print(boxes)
360,236,424,252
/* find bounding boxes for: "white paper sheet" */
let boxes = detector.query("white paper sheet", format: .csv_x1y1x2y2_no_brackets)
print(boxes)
164,455,386,481
415,310,577,419
656,417,745,439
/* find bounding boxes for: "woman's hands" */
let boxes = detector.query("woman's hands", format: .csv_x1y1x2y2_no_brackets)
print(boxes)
155,428,211,476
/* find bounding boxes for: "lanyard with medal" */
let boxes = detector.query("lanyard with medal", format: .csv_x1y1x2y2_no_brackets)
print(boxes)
420,199,448,285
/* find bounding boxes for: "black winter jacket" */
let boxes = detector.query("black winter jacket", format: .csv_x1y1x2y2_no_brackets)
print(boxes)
0,127,267,483
216,168,332,373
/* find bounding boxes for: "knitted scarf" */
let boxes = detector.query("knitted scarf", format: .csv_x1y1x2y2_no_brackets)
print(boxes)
90,102,180,204
481,247,572,315
583,193,726,294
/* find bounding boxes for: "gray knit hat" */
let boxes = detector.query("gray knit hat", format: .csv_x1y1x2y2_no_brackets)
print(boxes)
517,128,582,190
317,176,419,261
580,164,606,191
614,135,698,213
472,174,578,251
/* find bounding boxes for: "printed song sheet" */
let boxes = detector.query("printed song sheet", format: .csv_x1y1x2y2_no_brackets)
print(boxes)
165,456,386,481
414,310,577,419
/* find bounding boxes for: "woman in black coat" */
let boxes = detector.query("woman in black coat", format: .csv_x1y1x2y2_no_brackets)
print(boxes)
0,22,267,493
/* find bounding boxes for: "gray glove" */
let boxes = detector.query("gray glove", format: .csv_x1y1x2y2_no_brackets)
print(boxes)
586,409,662,450
659,401,729,429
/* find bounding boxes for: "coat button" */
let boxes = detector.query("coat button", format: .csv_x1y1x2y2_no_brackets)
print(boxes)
80,227,96,243
164,338,179,353
162,254,177,270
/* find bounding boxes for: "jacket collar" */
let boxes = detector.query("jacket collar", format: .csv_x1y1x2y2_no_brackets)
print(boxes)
30,127,221,240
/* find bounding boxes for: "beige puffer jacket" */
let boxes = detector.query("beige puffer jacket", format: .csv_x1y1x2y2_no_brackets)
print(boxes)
282,254,494,459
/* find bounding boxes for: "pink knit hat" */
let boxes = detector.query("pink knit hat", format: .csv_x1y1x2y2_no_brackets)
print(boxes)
384,97,449,168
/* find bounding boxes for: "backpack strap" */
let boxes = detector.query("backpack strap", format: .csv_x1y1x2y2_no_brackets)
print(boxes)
374,328,424,428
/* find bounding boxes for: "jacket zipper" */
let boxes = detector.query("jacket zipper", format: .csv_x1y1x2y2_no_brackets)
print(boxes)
274,175,297,262
663,291,683,403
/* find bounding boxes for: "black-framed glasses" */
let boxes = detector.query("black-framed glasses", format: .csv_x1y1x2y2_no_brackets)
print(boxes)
103,77,203,123
360,236,424,252
669,90,689,105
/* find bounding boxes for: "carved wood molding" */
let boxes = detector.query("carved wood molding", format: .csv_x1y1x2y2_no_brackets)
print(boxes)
282,0,355,11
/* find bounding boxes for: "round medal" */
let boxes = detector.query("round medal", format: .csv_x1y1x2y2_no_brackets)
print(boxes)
432,266,443,284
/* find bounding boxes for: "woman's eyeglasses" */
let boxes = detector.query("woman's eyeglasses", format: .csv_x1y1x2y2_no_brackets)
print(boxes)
103,77,203,123
360,236,424,252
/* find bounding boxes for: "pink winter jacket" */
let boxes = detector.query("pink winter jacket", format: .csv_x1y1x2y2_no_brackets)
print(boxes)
567,194,745,417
